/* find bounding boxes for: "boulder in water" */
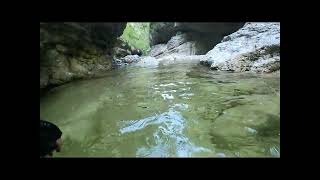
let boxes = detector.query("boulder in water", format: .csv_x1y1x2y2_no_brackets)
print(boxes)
200,22,280,73
121,55,141,64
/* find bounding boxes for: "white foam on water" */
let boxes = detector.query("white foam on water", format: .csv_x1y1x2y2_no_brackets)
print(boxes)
245,127,258,134
180,87,191,91
170,103,189,111
118,110,212,157
179,93,194,97
163,90,177,93
161,94,174,100
181,97,191,100
159,83,177,87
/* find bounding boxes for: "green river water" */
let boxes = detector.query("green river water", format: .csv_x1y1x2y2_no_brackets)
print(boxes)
40,62,280,157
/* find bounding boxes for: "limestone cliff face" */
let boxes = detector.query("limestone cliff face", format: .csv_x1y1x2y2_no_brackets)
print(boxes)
174,23,245,54
148,22,279,73
40,22,280,93
40,23,126,89
149,23,176,46
148,22,245,56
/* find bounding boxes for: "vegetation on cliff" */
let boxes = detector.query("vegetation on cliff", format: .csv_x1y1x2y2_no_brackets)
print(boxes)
120,23,151,55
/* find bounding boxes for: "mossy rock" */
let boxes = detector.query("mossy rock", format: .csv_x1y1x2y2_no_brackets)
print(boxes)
69,58,88,74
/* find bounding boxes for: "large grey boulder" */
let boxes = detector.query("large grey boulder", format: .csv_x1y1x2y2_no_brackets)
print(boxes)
120,55,141,63
200,22,280,73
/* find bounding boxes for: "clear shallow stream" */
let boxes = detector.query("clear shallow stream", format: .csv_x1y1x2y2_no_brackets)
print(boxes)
40,61,280,157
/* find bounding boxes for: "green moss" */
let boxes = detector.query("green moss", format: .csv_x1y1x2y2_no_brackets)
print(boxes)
120,23,150,54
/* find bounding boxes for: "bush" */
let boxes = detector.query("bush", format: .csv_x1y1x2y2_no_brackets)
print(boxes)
120,23,151,55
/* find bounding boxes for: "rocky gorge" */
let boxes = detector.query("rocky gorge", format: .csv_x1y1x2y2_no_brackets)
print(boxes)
40,22,280,157
111,22,280,72
40,22,280,91
147,22,280,73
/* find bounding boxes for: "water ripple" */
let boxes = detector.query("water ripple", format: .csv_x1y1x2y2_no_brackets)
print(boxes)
119,110,212,157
